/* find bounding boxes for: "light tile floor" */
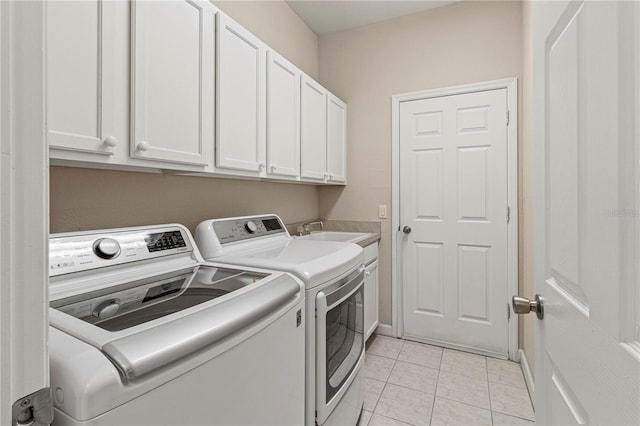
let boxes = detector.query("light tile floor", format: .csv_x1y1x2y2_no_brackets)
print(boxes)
361,335,535,426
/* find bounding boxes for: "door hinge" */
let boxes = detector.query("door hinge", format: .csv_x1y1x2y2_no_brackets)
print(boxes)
507,302,511,320
506,110,510,126
12,388,53,426
507,206,511,224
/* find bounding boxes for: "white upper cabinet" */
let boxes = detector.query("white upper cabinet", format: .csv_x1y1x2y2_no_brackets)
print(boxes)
46,2,346,183
47,1,124,158
300,76,328,181
216,13,266,174
266,51,301,179
130,0,215,167
301,76,348,184
326,94,347,183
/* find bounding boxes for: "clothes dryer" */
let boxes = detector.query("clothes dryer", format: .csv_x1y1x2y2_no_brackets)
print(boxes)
196,214,365,426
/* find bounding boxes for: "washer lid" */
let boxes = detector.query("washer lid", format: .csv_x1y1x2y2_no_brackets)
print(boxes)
213,239,364,288
50,265,303,381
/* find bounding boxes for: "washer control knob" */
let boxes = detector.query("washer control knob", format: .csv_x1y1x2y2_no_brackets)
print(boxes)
93,238,121,259
244,221,258,234
93,299,121,319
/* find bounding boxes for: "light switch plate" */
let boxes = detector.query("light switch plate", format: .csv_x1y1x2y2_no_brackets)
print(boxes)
378,205,387,219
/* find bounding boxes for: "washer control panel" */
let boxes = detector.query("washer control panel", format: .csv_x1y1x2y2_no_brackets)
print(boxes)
49,226,192,277
212,215,285,244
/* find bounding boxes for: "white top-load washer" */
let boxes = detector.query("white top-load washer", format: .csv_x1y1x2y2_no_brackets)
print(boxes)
195,214,365,426
48,224,306,426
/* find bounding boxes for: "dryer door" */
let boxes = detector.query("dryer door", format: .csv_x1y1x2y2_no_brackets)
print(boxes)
315,267,365,424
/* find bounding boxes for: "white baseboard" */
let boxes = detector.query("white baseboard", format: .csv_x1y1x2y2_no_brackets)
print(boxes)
519,348,535,408
403,333,508,360
375,323,394,337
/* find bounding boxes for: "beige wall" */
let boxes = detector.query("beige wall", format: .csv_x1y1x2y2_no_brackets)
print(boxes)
50,0,321,234
520,0,535,373
50,167,318,232
317,1,523,325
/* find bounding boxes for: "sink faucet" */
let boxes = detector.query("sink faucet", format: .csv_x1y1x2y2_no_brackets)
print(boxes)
298,220,324,236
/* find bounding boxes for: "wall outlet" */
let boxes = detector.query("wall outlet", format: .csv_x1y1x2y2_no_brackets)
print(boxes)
378,205,387,219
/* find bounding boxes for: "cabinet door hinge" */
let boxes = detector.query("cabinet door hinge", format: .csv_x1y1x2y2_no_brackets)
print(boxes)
507,302,511,320
12,388,53,426
506,110,510,126
507,206,511,224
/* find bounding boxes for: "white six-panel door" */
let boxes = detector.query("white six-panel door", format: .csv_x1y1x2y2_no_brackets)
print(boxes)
533,1,640,423
400,89,510,356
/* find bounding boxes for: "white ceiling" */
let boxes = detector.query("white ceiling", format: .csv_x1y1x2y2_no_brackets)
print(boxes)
286,1,458,36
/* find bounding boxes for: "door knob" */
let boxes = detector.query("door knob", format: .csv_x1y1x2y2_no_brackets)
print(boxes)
512,295,544,320
402,226,411,234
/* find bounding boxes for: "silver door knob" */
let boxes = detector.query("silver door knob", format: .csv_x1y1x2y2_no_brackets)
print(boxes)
512,295,544,320
402,226,411,234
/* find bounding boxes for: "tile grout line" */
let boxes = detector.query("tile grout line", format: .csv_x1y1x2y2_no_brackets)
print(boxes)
485,356,495,426
370,339,404,421
427,347,444,425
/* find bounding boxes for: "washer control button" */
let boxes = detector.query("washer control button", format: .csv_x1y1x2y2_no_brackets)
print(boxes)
244,221,258,234
93,238,121,259
93,299,121,319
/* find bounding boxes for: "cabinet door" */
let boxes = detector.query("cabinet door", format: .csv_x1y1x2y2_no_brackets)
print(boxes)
266,51,300,179
216,13,266,173
365,260,379,340
131,0,214,167
300,76,327,181
47,0,119,156
326,94,347,183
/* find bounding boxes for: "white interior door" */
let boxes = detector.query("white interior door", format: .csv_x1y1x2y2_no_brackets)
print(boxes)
533,1,640,424
399,88,510,357
0,2,51,424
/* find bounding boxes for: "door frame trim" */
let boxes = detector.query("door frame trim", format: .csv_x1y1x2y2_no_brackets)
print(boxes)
0,1,50,424
391,77,519,360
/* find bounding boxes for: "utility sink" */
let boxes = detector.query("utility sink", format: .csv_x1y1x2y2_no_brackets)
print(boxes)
296,231,372,244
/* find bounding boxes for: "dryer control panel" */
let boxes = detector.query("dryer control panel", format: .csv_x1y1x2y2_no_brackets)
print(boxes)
49,225,193,277
211,215,286,244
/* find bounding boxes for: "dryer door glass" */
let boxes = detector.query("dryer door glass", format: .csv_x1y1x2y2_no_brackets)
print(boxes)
324,283,364,403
